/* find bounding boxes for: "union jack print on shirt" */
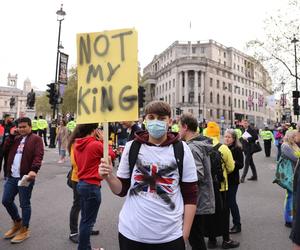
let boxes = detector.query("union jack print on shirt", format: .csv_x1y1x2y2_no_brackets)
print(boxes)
132,162,176,195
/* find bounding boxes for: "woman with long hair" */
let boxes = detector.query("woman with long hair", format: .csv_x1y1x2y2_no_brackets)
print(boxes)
67,124,103,244
281,131,300,228
56,119,68,163
224,129,244,234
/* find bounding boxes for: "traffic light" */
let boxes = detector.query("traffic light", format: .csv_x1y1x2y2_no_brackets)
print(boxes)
138,86,146,108
293,98,300,115
46,83,57,106
9,96,16,109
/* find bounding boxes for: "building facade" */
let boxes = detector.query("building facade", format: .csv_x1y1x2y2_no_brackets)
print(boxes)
0,74,38,119
143,40,274,128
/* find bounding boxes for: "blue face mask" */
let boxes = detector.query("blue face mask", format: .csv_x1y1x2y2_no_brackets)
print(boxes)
146,120,168,139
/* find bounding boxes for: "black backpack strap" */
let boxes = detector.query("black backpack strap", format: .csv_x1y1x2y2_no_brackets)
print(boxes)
128,140,142,177
173,141,184,182
213,143,222,151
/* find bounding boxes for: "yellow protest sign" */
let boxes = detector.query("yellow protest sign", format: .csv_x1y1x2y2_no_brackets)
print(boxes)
76,28,138,124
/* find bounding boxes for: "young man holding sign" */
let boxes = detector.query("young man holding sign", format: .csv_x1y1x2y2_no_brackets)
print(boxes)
99,101,198,250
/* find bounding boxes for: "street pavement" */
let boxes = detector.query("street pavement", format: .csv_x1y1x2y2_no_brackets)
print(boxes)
0,143,294,250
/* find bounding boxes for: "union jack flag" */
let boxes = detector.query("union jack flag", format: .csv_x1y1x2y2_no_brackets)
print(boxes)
133,163,176,194
258,94,264,107
248,94,254,107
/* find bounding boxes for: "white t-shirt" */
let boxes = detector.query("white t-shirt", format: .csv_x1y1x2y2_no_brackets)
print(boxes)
117,140,197,244
11,137,26,178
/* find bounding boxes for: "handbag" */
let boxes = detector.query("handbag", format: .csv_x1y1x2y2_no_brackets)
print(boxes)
250,141,262,154
67,169,73,188
272,157,294,192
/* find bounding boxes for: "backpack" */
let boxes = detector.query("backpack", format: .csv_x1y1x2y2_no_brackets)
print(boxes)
273,156,294,192
128,140,184,181
209,143,224,186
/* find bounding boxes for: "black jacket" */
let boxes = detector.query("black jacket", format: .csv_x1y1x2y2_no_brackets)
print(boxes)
128,123,142,141
240,126,258,153
291,164,300,245
228,145,244,186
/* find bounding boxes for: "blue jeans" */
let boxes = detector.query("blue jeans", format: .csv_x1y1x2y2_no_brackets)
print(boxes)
284,190,293,223
77,181,101,250
228,184,241,226
277,144,282,161
2,177,35,227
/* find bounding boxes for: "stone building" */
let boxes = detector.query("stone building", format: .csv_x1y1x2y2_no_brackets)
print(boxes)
143,40,274,128
0,74,37,119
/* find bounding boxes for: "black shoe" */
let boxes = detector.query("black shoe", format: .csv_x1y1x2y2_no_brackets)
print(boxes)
285,222,292,228
230,225,241,234
69,233,79,244
247,176,257,181
222,239,240,249
90,230,99,236
207,240,218,249
240,177,245,183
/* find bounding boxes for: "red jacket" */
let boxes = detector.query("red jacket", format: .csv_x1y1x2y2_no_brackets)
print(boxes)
5,133,44,177
74,136,115,186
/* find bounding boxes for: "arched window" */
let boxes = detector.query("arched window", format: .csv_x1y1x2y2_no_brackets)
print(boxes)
210,92,213,103
217,94,220,104
223,95,226,105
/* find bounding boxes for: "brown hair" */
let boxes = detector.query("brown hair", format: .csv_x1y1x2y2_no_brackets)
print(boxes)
179,113,198,132
145,101,171,117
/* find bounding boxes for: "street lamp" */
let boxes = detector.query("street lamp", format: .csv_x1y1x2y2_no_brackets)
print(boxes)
49,4,66,148
54,4,66,119
291,34,299,121
281,81,286,122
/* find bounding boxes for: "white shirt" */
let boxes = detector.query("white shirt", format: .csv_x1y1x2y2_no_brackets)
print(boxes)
117,140,197,243
11,137,26,178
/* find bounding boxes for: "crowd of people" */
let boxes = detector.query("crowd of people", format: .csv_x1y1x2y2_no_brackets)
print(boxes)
0,100,300,250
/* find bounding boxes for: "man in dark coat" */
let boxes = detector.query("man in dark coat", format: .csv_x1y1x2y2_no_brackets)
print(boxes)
240,119,258,182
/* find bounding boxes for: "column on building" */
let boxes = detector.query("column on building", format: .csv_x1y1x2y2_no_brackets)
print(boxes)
178,71,183,104
200,71,206,120
184,71,188,103
194,71,199,104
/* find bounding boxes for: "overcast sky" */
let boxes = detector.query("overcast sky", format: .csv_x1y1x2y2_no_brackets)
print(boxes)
0,0,288,90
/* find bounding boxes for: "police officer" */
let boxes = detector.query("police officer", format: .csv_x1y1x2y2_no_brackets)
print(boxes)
37,115,48,146
31,116,38,134
260,125,274,157
66,117,76,134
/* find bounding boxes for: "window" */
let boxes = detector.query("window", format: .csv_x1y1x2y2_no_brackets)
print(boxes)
217,80,220,88
222,71,226,77
217,94,220,104
223,82,226,90
256,104,258,111
224,61,226,67
173,79,175,88
228,83,232,92
217,109,220,119
242,100,244,109
210,78,213,87
198,95,201,103
224,52,226,58
234,99,237,108
228,97,231,106
210,92,213,103
238,100,240,108
210,109,213,117
223,110,226,119
246,89,248,96
242,88,244,96
223,95,226,105
192,47,196,54
201,47,205,53
169,81,171,89
237,65,240,71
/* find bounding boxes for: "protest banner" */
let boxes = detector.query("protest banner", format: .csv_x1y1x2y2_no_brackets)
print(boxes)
76,28,138,124
76,28,138,161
